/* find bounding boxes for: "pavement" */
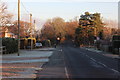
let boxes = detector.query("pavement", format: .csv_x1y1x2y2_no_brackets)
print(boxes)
0,48,55,79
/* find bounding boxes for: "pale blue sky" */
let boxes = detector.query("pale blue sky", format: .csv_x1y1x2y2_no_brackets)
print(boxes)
3,1,118,21
23,2,118,21
1,0,119,29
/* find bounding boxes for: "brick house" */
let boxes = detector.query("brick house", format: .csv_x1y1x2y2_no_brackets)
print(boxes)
0,27,16,38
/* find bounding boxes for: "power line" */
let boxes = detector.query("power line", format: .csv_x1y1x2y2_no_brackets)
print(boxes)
21,2,30,14
12,2,17,14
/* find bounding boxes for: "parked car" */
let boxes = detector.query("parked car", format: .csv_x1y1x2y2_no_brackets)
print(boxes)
35,41,42,48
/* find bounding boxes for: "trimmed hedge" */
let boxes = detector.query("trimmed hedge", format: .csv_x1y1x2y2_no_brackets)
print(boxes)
2,38,18,54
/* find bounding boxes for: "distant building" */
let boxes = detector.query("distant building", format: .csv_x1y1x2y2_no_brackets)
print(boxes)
0,27,16,38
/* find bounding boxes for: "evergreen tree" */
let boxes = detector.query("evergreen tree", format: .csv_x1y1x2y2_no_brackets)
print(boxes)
75,12,104,46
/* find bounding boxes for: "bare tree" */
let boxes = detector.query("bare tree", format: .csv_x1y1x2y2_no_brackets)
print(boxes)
52,17,66,37
65,20,78,39
103,19,118,39
8,21,31,38
0,2,13,27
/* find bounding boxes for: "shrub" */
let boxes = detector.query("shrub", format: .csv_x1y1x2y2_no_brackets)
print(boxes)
2,38,18,54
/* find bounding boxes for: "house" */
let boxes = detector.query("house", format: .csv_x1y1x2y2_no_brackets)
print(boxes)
0,27,16,38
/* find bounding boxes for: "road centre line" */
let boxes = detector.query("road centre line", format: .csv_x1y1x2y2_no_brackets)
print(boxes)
62,48,70,80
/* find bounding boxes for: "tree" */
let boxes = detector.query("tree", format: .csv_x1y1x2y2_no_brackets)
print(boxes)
93,13,104,36
0,2,13,27
99,31,103,40
8,21,31,38
52,17,66,38
75,12,104,46
41,19,56,39
65,20,78,39
75,25,84,46
41,17,66,44
103,19,118,39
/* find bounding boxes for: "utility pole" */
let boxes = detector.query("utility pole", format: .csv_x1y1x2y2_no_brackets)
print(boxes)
30,13,33,50
18,0,20,56
34,20,36,38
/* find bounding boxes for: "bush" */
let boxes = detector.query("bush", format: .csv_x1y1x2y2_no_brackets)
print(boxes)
2,38,18,54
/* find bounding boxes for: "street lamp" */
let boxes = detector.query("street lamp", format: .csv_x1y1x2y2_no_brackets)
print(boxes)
57,37,60,41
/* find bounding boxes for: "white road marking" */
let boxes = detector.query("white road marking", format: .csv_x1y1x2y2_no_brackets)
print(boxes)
90,58,96,62
58,49,62,52
80,52,120,74
61,49,70,79
87,48,102,53
65,67,69,79
97,62,108,67
110,69,120,74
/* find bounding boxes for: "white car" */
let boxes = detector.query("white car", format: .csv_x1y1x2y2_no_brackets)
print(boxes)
35,42,42,48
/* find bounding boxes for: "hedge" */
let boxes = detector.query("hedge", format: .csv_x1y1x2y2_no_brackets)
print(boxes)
2,38,18,54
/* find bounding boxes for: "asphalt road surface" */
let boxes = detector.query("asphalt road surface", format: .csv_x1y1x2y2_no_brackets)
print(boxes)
36,41,120,80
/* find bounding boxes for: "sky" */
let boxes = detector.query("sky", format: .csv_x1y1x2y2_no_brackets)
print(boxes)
1,0,119,29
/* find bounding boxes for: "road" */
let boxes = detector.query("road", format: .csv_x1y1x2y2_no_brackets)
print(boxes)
35,41,120,80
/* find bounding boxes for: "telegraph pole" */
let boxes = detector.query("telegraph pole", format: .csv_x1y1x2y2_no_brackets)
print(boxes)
18,0,20,56
34,20,36,38
30,13,33,50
